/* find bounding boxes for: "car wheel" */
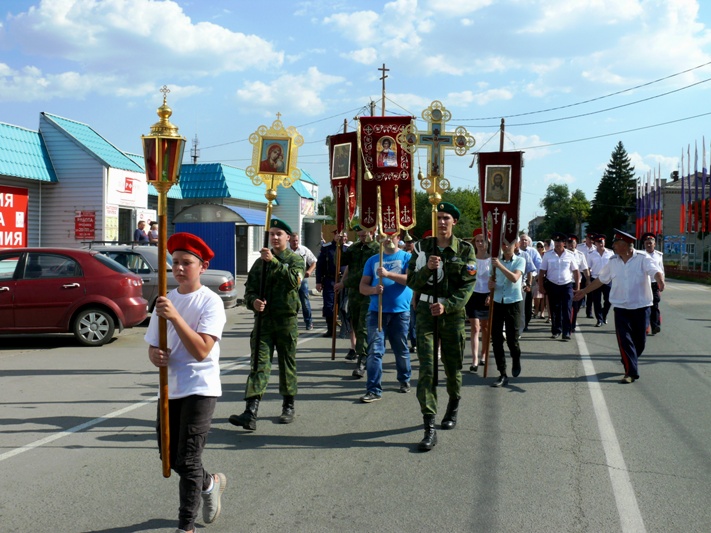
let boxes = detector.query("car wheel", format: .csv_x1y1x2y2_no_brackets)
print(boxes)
72,308,116,346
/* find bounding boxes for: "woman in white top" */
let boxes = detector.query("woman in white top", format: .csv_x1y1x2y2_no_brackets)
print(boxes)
465,229,491,372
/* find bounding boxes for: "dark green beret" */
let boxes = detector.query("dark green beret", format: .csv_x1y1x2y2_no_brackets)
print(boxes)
437,201,461,220
270,218,292,235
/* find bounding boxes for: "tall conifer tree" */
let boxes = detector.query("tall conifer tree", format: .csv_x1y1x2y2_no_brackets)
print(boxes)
588,141,636,240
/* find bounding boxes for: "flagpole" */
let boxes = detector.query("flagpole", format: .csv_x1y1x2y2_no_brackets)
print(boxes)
482,119,504,378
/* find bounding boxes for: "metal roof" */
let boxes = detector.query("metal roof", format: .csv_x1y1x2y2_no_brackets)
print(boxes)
179,163,271,204
291,178,314,199
41,113,144,173
300,169,318,185
0,122,58,182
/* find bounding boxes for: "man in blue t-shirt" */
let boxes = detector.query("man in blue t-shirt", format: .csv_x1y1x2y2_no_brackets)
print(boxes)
357,235,413,402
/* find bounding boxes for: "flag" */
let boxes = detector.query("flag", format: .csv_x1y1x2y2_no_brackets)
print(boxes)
657,164,662,235
357,116,416,234
703,137,707,233
694,141,699,232
687,144,692,232
327,131,358,233
477,151,524,258
634,178,642,239
680,148,685,233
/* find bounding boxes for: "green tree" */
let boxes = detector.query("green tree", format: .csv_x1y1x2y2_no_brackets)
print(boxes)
537,184,590,238
318,195,336,222
412,187,481,239
587,141,636,239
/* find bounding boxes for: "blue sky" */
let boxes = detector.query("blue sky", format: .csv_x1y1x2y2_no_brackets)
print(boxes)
2,0,711,231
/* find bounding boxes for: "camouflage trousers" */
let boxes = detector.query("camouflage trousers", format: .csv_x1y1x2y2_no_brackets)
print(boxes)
349,291,370,358
245,316,298,399
415,301,465,416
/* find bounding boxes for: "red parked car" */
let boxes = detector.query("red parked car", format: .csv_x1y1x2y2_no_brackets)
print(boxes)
0,248,148,346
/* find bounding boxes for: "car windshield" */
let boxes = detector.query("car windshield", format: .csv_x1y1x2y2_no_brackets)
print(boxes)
94,253,133,274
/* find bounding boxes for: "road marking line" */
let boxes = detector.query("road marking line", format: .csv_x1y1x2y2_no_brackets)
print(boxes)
575,331,647,533
0,331,322,463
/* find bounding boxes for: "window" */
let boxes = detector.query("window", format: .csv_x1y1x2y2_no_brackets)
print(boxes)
24,253,82,279
0,255,20,280
252,226,264,252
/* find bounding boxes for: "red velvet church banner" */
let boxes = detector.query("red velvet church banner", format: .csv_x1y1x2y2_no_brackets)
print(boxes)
328,131,358,233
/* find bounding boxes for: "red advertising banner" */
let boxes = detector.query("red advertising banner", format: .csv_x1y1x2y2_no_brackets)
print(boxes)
0,185,29,248
75,211,96,240
327,131,358,233
477,151,523,258
358,116,416,234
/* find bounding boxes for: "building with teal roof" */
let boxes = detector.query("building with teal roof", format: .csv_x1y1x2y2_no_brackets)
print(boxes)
0,112,321,272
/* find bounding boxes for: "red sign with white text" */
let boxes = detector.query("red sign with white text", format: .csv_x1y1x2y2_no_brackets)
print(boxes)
0,185,29,248
75,211,96,240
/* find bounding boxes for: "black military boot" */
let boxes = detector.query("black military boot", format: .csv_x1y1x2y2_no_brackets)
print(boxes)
352,353,366,378
418,415,437,452
279,395,295,424
228,397,260,431
441,398,460,430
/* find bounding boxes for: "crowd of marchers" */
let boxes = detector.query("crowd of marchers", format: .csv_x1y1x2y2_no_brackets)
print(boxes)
143,206,665,533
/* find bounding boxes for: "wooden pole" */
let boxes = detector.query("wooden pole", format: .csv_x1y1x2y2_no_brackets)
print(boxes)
157,188,170,478
484,120,506,378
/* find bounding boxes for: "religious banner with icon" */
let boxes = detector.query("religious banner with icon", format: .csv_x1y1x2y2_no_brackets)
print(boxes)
327,131,358,233
358,115,416,234
245,114,303,189
477,151,523,257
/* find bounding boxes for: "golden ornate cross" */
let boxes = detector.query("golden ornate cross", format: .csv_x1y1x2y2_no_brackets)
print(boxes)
397,100,475,200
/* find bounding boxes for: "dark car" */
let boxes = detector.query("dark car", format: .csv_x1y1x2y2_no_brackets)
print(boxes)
0,248,148,346
86,244,238,310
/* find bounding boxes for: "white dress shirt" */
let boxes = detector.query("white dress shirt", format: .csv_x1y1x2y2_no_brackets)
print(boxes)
540,249,578,285
598,250,663,309
587,247,614,278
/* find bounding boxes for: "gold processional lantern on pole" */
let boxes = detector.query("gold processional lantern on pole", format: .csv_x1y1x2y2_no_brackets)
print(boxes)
141,85,186,478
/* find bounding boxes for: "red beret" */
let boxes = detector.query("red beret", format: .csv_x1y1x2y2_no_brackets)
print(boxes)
422,230,432,238
167,232,214,262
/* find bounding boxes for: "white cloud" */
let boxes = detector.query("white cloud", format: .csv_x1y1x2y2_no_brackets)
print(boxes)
235,67,345,116
447,88,514,106
426,0,493,16
0,61,204,102
521,0,643,34
2,0,284,77
544,172,575,184
345,47,378,64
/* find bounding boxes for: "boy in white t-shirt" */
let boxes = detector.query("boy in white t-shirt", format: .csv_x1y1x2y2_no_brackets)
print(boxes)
145,232,227,533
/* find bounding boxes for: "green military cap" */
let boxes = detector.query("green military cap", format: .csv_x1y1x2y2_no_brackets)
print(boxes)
270,218,292,235
350,219,362,231
437,201,461,220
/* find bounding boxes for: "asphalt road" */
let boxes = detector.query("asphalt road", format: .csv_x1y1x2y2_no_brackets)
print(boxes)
1,279,710,533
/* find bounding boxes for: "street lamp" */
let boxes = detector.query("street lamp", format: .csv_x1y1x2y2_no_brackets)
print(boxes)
142,85,185,478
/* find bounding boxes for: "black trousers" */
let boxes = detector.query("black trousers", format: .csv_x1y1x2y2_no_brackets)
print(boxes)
157,395,216,532
545,281,574,336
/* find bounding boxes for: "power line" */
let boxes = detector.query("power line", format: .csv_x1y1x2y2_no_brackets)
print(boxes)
461,60,711,121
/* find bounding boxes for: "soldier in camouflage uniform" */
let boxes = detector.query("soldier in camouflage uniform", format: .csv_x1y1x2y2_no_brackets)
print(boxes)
339,223,379,376
229,218,305,431
407,202,476,451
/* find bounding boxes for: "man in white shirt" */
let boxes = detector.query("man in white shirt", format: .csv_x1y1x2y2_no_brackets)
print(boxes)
578,232,596,318
575,229,664,383
586,234,614,327
538,232,580,340
566,234,590,332
641,232,664,335
289,233,317,330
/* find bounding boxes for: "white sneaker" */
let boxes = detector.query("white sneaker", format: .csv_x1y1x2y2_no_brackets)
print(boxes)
202,473,227,524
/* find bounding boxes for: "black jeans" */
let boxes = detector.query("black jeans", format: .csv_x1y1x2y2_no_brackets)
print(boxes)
491,301,521,375
157,395,216,531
